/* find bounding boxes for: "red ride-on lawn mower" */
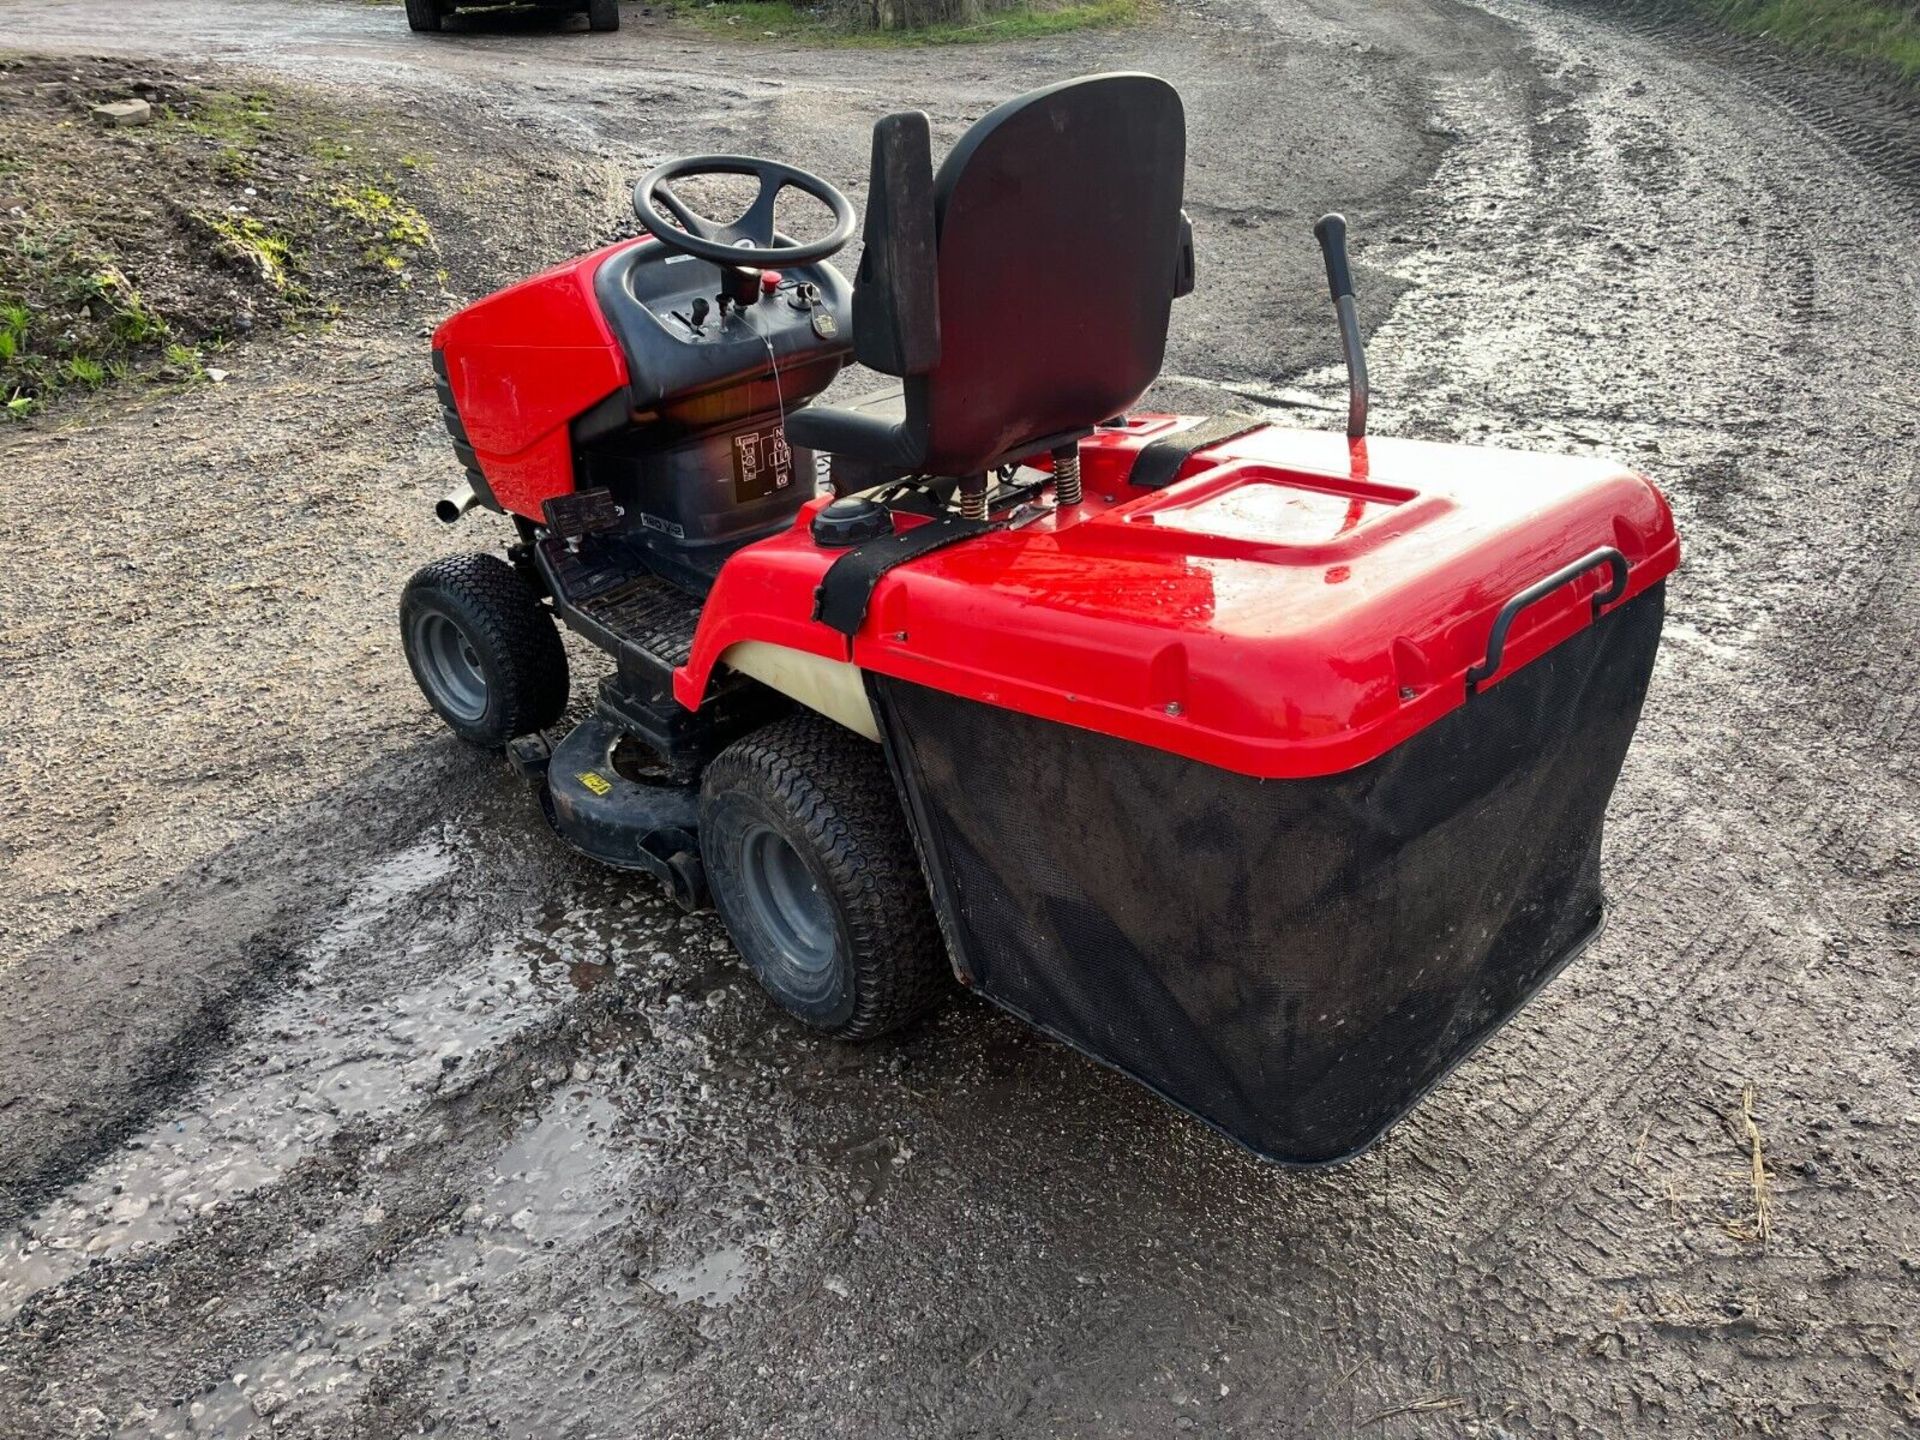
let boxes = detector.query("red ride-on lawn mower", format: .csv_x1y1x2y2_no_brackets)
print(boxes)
404,74,1679,1164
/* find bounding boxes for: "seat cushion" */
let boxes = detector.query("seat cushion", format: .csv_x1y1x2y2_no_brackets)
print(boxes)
785,387,915,465
787,386,922,493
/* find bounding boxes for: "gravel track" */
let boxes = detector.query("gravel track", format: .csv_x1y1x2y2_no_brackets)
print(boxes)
2,0,1919,1435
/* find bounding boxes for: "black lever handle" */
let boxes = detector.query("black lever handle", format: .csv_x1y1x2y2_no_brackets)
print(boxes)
1311,213,1367,439
1313,212,1355,301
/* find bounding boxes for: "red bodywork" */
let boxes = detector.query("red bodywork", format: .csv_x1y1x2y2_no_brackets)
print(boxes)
432,240,645,518
431,246,1678,783
679,419,1680,780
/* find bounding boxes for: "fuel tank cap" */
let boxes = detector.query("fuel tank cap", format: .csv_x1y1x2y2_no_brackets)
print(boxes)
811,495,893,548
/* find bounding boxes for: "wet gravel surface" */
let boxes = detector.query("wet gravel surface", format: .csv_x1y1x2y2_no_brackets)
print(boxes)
4,0,1920,1435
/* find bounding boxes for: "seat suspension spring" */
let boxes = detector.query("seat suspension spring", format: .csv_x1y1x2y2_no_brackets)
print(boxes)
1052,445,1083,507
959,474,988,521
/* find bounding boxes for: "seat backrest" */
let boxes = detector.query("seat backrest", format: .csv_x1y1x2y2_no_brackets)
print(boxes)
855,74,1187,476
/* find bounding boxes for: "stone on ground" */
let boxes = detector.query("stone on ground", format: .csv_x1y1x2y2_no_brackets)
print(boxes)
89,99,152,127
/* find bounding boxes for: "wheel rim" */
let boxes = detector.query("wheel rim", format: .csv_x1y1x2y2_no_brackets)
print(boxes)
411,610,488,724
737,822,835,985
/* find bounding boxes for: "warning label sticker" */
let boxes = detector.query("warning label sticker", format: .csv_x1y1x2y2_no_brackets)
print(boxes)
732,426,794,504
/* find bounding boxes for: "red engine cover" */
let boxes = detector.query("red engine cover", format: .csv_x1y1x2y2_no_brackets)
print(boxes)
432,239,644,518
677,419,1681,780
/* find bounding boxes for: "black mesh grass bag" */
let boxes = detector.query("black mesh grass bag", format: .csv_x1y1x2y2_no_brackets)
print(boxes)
873,583,1666,1164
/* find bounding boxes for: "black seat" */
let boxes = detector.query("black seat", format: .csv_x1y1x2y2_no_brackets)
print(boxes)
785,74,1190,480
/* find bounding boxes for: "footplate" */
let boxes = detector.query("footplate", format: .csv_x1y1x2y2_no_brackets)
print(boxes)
534,535,703,679
532,535,787,777
573,573,702,669
541,486,623,542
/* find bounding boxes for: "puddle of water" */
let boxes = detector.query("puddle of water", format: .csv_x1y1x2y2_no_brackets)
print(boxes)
479,1092,632,1246
12,813,824,1435
0,836,681,1322
306,834,460,969
650,1243,750,1308
116,1090,637,1438
1659,619,1750,665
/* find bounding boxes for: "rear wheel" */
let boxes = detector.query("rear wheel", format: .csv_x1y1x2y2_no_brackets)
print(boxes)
404,0,443,31
400,553,569,747
700,713,950,1040
587,0,618,30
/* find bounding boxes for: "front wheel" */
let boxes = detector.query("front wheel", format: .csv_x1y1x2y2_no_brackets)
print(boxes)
700,713,951,1040
400,553,569,747
586,0,618,30
405,0,443,31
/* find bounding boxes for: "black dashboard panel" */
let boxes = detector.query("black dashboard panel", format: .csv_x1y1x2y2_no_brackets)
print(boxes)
593,241,854,425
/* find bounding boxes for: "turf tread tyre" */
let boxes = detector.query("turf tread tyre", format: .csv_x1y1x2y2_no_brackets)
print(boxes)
701,713,950,1041
405,0,443,31
587,0,619,30
400,552,568,747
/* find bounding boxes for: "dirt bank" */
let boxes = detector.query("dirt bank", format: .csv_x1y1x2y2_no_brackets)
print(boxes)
0,55,458,419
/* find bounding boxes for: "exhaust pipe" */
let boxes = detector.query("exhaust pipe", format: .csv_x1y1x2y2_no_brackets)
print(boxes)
436,481,478,525
1312,213,1369,441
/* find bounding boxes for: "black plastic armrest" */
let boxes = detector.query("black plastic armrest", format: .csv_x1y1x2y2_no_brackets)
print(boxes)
784,404,919,469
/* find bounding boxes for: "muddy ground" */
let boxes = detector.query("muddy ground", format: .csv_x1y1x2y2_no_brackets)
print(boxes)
2,0,1919,1435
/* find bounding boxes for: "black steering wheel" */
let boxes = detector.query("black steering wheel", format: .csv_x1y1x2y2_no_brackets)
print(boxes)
632,154,857,269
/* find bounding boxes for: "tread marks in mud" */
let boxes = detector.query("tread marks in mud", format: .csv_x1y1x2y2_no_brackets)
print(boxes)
1366,3,1920,1373
1570,0,1920,216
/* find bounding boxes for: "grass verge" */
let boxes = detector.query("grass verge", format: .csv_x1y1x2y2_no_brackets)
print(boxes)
1693,0,1920,81
663,0,1144,46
